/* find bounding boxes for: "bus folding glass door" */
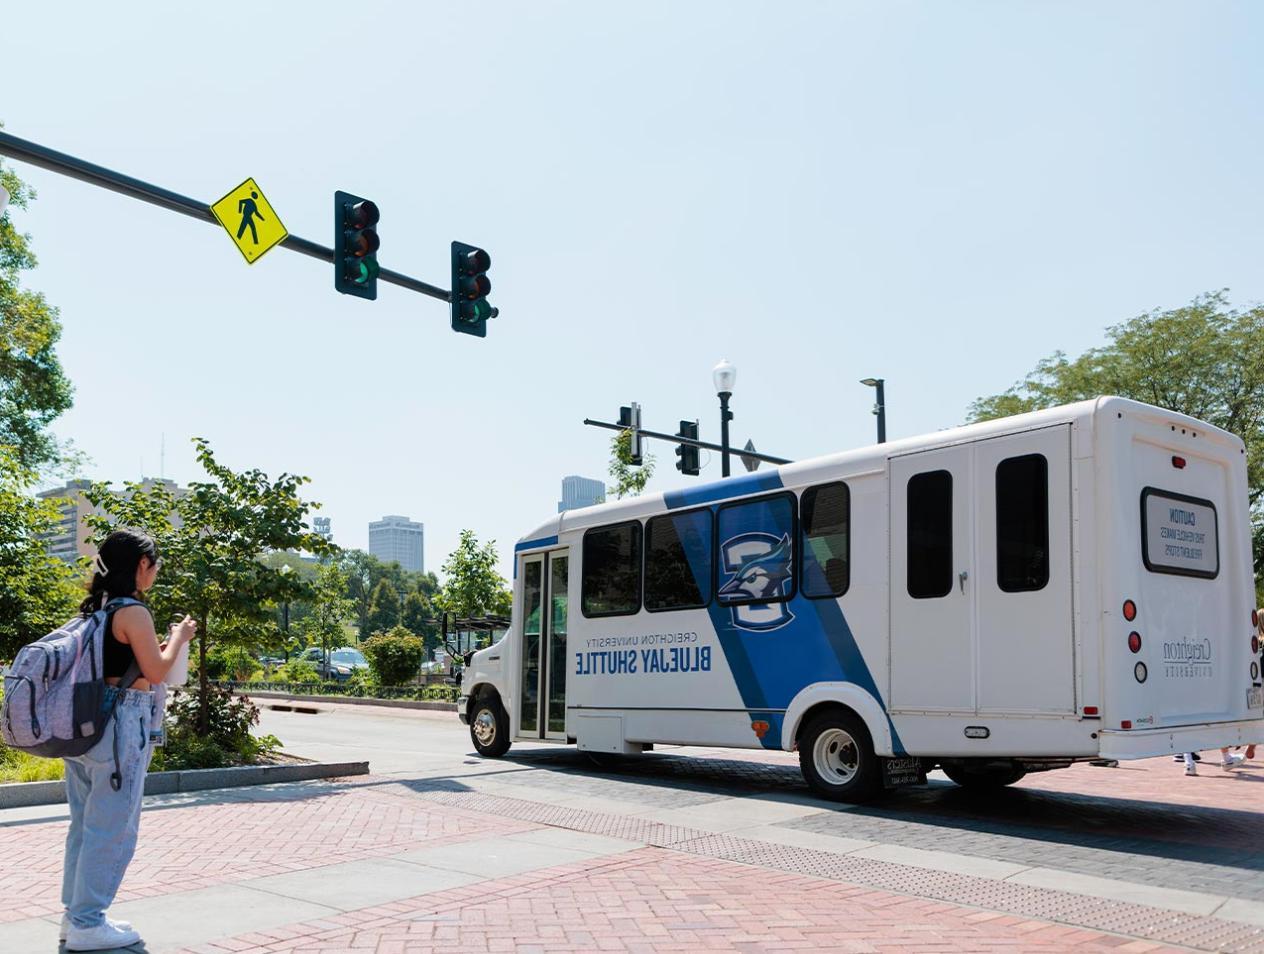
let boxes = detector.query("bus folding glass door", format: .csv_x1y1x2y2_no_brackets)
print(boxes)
517,550,569,741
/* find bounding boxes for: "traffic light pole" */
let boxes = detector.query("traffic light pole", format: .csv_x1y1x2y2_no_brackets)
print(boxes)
0,131,451,303
582,418,792,466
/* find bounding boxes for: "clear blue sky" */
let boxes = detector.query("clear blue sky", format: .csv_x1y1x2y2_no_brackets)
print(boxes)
5,2,1262,579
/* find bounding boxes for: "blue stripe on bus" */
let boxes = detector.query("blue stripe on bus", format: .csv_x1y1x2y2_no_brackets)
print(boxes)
665,476,905,754
513,535,559,578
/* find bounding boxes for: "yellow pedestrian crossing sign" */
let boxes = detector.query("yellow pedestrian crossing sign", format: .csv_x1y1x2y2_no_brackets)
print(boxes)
210,178,288,264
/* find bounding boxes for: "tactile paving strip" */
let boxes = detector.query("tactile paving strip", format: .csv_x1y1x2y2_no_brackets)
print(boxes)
405,783,1264,953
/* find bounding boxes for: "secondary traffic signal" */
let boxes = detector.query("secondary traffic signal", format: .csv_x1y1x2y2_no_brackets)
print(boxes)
675,420,700,476
619,403,643,465
451,241,498,337
334,191,380,300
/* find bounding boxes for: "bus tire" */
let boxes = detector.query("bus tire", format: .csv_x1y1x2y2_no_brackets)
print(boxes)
941,762,1026,789
798,711,882,803
469,696,511,758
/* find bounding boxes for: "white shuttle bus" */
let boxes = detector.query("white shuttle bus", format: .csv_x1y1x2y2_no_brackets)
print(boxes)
459,398,1264,801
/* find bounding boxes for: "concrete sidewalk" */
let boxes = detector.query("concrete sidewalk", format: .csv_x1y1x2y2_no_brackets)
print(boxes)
2,765,1262,953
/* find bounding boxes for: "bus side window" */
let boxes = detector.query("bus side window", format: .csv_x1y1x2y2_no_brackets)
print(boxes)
996,454,1049,592
801,482,850,598
716,493,797,605
581,521,642,617
907,470,952,599
645,509,713,612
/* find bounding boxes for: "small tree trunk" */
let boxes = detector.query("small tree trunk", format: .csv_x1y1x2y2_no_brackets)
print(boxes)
197,614,209,734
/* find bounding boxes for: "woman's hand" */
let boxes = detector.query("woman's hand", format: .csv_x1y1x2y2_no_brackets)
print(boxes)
170,615,198,645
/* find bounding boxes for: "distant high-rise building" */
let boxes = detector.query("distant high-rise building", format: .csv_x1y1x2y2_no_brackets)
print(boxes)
558,475,606,513
369,515,424,572
313,516,333,544
38,477,185,564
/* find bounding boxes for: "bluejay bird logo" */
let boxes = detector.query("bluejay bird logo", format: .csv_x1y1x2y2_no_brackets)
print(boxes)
719,532,795,631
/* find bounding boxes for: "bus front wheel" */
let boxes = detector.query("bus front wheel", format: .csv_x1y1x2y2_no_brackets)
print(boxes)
469,697,511,758
798,711,882,803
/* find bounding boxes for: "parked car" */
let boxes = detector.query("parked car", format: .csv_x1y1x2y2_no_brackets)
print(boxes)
296,646,368,682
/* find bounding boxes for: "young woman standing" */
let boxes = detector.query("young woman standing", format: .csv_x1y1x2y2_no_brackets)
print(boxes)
61,529,196,952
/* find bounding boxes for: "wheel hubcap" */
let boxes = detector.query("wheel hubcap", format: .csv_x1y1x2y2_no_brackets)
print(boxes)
473,708,497,746
813,727,859,785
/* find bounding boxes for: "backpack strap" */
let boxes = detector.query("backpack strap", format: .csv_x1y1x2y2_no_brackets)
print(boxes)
102,598,148,792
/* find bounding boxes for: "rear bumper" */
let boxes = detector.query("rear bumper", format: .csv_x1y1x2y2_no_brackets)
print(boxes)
1098,718,1264,760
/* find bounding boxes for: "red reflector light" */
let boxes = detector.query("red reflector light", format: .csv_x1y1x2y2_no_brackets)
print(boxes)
1083,706,1098,716
1123,600,1137,621
1172,456,1186,469
1253,635,1260,655
1121,720,1132,730
1128,632,1142,653
1253,609,1259,629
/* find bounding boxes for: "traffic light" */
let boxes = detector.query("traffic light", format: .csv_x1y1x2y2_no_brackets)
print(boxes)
334,191,380,300
451,241,498,337
619,403,643,465
675,420,700,476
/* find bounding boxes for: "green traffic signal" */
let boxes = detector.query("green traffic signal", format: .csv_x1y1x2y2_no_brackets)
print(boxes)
450,240,497,337
334,190,379,300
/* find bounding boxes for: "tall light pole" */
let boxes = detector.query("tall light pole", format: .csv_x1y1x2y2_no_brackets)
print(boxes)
713,359,737,477
861,377,886,444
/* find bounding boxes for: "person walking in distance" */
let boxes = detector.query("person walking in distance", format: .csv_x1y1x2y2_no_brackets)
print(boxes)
61,529,197,952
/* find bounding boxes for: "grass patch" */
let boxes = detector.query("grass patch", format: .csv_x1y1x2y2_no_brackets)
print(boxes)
0,747,64,783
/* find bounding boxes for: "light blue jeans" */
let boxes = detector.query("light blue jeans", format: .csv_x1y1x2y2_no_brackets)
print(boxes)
61,686,155,929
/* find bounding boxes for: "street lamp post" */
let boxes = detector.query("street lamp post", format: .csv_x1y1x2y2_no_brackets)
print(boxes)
278,564,292,664
713,359,737,477
860,378,886,444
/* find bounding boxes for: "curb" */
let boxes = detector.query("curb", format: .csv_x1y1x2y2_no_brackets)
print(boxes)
235,690,457,713
0,760,369,809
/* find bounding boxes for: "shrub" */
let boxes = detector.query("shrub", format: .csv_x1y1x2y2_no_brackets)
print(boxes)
153,684,280,771
362,626,424,686
273,659,319,684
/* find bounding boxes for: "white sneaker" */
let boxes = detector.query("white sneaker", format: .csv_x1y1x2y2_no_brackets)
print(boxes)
64,919,141,951
1223,753,1245,771
60,914,134,942
1185,764,1198,776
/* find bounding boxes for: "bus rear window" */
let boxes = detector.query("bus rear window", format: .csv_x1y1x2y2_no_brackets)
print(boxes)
644,510,712,611
1141,488,1219,579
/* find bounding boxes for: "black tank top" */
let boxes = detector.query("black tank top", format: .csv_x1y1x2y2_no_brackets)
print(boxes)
102,604,148,679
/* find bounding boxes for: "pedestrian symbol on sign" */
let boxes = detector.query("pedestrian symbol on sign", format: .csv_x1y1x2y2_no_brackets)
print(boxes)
236,191,265,245
210,178,288,264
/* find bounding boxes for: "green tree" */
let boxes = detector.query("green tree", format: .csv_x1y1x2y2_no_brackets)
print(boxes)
436,529,511,621
85,439,334,731
294,561,353,669
969,290,1264,587
366,578,402,635
361,625,425,685
401,589,429,633
0,148,74,473
608,429,651,499
0,451,80,661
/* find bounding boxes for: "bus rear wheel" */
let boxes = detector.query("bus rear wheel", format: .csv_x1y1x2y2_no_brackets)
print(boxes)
798,711,882,803
469,697,511,758
941,762,1026,789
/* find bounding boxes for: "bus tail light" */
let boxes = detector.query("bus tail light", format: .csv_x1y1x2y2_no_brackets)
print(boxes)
1123,600,1137,621
1253,609,1259,629
1128,632,1142,653
1253,635,1260,655
1134,662,1148,683
1171,456,1186,469
1121,720,1133,729
1083,706,1099,716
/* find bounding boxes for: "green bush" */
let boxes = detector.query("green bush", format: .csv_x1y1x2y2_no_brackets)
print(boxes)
273,659,319,684
152,684,281,771
362,626,424,686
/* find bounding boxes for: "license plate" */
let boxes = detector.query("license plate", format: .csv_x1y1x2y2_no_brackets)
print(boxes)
1248,687,1263,710
881,756,925,789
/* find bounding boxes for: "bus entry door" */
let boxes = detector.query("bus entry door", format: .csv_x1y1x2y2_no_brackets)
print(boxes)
517,550,570,741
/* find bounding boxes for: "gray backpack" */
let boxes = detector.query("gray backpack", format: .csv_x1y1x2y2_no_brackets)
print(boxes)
2,597,143,789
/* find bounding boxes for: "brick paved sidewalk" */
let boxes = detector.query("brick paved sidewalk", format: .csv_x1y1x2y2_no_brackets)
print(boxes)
3,772,1257,953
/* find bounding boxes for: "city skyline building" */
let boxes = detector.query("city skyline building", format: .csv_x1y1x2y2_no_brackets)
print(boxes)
558,475,606,513
368,515,424,572
38,477,186,564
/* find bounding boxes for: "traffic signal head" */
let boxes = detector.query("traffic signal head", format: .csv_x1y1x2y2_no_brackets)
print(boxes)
334,191,380,300
619,403,643,465
451,241,498,337
675,420,699,476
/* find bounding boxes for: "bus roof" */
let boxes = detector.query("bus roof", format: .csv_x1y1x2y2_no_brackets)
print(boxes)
515,396,1241,548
